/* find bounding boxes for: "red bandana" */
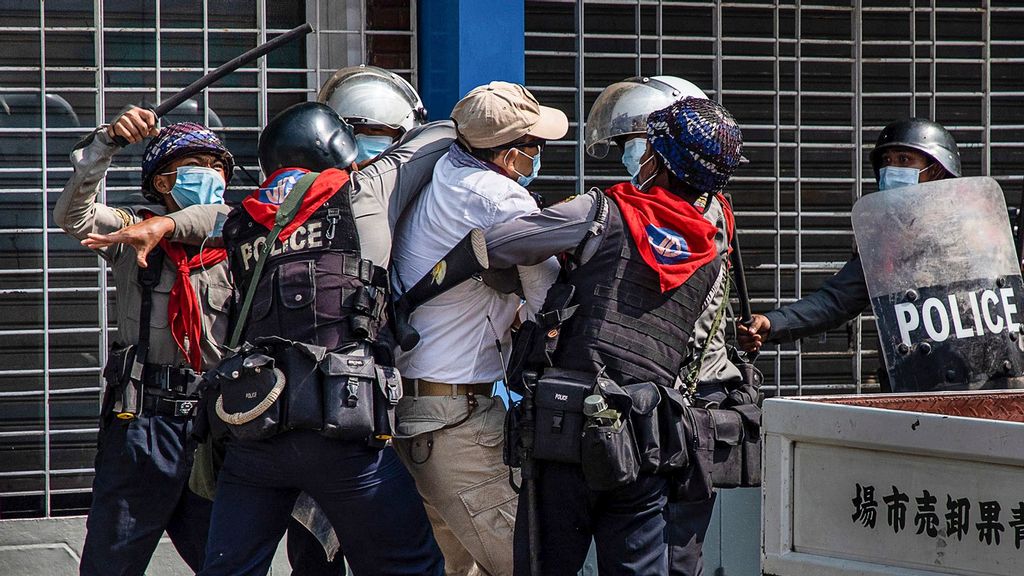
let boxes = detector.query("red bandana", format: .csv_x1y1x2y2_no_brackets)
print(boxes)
241,167,351,240
140,212,227,370
605,182,720,292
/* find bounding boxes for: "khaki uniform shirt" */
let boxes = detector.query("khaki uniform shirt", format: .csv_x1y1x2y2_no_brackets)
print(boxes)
54,128,232,370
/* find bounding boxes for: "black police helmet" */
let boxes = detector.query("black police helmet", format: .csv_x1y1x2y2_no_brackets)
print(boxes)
258,102,358,174
869,118,961,180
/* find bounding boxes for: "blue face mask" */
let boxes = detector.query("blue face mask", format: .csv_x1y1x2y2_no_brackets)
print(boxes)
354,134,394,164
164,166,226,208
878,165,927,192
512,148,541,188
621,137,647,180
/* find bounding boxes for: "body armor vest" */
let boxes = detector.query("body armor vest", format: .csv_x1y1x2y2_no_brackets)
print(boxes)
223,173,388,350
552,196,721,388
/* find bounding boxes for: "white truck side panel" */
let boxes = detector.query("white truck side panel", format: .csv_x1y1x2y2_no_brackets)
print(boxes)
762,396,1024,576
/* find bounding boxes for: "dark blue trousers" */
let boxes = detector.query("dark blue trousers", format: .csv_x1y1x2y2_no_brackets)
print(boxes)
199,431,443,576
513,462,669,576
667,494,717,576
80,413,212,576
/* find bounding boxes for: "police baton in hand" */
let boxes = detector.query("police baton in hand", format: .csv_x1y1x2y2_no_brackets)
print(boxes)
392,229,490,351
111,22,314,146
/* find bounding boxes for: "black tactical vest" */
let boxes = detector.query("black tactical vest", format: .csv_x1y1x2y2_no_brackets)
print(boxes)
552,196,721,388
223,173,388,350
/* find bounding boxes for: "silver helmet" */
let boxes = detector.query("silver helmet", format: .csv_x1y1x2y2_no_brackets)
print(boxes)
584,75,709,159
317,65,427,133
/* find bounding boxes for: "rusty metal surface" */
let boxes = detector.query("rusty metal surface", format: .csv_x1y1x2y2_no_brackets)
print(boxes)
809,391,1024,423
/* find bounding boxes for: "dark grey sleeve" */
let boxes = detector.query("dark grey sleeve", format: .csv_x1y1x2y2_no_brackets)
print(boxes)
484,190,600,269
762,255,870,343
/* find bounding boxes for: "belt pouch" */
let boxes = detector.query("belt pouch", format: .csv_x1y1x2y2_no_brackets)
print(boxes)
670,407,715,503
709,408,744,488
372,364,403,441
273,341,325,431
656,387,689,473
623,382,662,473
580,378,639,491
531,372,593,463
734,403,762,486
214,349,285,441
319,352,375,440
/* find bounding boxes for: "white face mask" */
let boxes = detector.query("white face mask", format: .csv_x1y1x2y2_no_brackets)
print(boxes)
621,137,647,179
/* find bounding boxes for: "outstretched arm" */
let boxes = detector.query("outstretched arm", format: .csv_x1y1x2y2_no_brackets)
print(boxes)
485,189,604,269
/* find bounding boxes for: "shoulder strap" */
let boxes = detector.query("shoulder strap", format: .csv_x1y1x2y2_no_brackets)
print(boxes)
228,171,320,349
129,246,166,383
681,267,731,395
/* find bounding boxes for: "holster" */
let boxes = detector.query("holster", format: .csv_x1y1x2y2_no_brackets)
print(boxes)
506,283,577,395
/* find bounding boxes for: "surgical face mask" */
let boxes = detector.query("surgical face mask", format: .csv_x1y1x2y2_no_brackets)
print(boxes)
621,137,647,180
161,166,226,208
354,133,394,163
509,148,541,188
877,165,929,192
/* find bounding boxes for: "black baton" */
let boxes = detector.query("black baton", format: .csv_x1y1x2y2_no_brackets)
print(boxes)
113,22,314,145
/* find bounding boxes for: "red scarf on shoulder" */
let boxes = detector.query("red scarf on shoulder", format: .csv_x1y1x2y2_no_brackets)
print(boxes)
241,167,351,240
604,182,720,292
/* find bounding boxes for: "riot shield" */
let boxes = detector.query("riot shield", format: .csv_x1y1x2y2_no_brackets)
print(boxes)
852,176,1024,392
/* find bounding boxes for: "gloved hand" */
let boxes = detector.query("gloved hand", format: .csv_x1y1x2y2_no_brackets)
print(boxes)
736,314,771,353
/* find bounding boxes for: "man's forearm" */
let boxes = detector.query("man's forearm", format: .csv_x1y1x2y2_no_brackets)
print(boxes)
485,190,600,269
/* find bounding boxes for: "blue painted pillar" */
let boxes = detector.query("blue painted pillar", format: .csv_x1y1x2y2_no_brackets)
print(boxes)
418,0,525,121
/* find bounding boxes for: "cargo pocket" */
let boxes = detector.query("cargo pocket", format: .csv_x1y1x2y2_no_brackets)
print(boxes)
319,352,375,441
458,471,517,571
204,283,233,345
279,260,316,334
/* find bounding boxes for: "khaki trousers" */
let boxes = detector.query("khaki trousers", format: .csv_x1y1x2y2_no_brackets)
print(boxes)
393,394,516,576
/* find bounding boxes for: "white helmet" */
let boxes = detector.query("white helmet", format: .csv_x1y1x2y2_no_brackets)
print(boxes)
317,65,427,133
584,75,708,159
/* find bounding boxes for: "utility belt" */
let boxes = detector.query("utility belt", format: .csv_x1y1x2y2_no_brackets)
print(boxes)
102,344,203,420
506,368,762,498
504,282,763,498
203,336,402,445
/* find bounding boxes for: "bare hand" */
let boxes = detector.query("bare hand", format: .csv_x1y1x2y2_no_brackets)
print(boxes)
82,216,175,267
736,314,771,353
106,106,159,145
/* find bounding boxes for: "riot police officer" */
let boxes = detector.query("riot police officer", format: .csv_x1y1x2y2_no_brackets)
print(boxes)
317,64,428,164
55,106,233,575
736,119,962,384
195,102,449,575
482,96,746,575
585,76,746,576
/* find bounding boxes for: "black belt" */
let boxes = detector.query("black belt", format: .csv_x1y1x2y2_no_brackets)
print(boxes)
142,364,203,396
141,394,201,418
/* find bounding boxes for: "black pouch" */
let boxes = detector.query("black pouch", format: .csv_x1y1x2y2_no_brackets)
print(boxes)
371,364,403,443
213,347,286,441
656,387,689,473
319,352,375,441
709,408,744,487
623,382,661,473
531,370,593,464
506,320,544,396
734,403,762,487
580,378,638,491
669,406,716,503
265,339,327,431
101,345,136,425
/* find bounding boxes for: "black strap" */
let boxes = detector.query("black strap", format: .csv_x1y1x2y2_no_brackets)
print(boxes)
130,246,166,384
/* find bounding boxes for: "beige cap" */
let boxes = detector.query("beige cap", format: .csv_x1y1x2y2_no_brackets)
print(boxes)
451,81,569,149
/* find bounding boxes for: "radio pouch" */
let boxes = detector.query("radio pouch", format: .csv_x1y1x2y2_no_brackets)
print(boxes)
531,369,593,464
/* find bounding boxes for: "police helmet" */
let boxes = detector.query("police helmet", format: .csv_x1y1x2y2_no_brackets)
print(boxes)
317,65,427,133
869,118,962,179
584,75,709,159
258,102,358,174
